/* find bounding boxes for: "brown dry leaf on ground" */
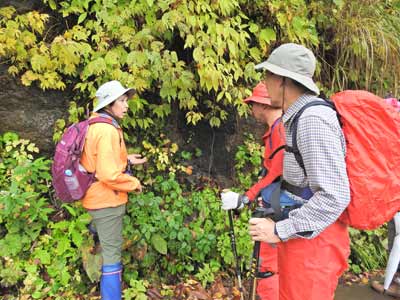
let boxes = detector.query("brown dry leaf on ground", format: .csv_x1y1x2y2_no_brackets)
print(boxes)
186,279,211,300
361,277,369,284
146,287,163,299
171,278,245,300
231,287,243,300
187,290,211,300
209,277,228,298
132,242,148,261
340,270,386,286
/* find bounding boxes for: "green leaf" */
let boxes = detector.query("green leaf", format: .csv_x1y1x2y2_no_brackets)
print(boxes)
210,116,221,127
82,245,102,282
71,229,83,247
193,47,203,61
227,40,237,57
105,50,120,67
333,0,344,9
259,28,276,44
56,237,71,255
77,12,87,24
62,204,77,217
35,249,51,265
151,234,167,255
185,35,195,49
249,47,261,61
249,23,259,33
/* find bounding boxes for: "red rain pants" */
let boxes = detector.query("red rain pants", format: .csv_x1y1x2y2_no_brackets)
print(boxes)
257,242,279,300
277,221,350,300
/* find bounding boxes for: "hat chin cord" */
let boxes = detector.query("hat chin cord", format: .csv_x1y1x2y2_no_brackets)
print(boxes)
281,77,286,117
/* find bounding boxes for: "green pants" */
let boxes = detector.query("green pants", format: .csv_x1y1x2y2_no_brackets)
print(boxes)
88,204,126,265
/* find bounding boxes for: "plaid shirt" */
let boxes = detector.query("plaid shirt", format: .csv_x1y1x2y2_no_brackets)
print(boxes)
275,94,350,241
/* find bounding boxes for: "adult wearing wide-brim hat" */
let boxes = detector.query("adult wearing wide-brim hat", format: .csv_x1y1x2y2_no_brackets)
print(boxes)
80,80,146,300
248,43,351,300
93,80,136,113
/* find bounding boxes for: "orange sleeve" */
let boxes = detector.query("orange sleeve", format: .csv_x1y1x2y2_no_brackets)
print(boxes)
246,121,285,201
95,126,141,192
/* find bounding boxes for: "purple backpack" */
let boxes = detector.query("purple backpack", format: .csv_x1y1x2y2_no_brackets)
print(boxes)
51,117,115,203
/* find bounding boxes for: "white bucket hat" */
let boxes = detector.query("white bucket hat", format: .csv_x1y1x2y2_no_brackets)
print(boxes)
255,43,320,95
93,80,135,112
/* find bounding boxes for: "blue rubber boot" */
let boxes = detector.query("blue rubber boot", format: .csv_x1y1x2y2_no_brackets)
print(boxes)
100,262,122,300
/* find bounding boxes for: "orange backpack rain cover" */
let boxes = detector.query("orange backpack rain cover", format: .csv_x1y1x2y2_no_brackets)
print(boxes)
332,90,400,230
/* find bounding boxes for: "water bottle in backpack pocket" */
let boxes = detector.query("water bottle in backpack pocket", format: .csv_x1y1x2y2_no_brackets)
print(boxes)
64,169,84,200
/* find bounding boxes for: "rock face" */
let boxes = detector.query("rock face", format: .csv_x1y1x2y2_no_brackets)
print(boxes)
165,107,265,187
2,0,42,11
0,65,70,154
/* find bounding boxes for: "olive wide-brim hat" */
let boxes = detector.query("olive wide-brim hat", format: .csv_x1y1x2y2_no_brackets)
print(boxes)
93,80,135,112
255,43,320,95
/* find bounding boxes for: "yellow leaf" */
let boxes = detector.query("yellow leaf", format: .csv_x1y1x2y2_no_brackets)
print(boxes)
8,65,19,76
170,143,179,153
21,30,36,46
0,6,16,19
185,166,193,175
5,37,16,48
0,44,5,56
31,54,50,72
21,70,38,86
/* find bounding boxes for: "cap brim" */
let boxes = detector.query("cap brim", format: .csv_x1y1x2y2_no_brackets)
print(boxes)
255,61,320,95
93,88,135,112
244,95,272,105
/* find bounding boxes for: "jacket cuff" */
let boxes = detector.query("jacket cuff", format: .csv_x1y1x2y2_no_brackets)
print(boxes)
245,191,255,202
275,218,297,241
274,224,282,241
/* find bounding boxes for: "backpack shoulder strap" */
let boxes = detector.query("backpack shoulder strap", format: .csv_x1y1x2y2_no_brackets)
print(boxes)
258,144,285,178
285,100,336,173
268,117,281,150
268,145,285,160
88,116,123,146
88,116,118,128
267,118,284,159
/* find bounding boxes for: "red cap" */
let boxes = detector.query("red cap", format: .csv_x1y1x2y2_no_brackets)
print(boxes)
243,82,271,105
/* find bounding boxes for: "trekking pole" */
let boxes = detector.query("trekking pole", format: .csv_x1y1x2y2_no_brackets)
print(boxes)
228,209,245,300
249,207,275,300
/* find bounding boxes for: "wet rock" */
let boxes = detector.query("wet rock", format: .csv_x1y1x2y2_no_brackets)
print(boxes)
0,64,70,154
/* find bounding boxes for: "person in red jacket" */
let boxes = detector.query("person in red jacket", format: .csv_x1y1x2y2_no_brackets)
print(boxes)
221,82,284,300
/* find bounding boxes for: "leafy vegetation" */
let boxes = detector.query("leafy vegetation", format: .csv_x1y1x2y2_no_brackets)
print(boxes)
1,0,399,134
349,227,388,274
0,132,254,298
